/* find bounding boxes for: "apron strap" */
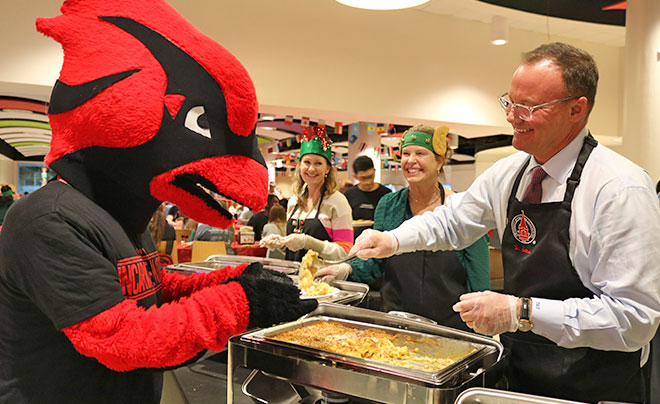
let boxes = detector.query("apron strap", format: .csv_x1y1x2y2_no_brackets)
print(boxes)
564,133,598,203
509,157,532,202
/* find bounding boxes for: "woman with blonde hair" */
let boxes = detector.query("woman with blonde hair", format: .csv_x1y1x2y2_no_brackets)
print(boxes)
317,125,489,330
261,126,353,262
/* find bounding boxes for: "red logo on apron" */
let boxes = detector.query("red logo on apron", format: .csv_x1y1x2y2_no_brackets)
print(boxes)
511,210,537,245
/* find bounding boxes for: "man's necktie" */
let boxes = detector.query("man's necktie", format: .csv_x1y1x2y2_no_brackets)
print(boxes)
522,166,547,203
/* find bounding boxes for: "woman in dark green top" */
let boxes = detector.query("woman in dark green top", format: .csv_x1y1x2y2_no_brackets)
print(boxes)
0,185,15,227
317,125,489,330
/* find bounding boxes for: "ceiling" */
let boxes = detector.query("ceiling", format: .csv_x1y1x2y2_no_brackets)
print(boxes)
0,0,627,162
475,0,625,26
418,0,625,47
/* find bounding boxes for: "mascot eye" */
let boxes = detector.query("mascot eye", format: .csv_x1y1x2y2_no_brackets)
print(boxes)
184,105,211,139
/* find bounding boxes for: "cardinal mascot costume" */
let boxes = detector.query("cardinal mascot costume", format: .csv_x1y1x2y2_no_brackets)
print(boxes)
0,0,317,402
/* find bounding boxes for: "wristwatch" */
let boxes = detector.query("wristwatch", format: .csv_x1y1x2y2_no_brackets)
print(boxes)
518,297,533,332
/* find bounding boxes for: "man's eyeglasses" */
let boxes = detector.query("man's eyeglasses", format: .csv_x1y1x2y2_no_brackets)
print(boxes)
498,92,580,121
356,173,375,181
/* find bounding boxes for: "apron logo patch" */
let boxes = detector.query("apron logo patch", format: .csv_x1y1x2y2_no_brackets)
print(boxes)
511,210,536,245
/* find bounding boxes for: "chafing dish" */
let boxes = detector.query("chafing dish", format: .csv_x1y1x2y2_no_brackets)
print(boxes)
166,257,369,306
228,303,506,404
185,254,300,274
455,388,587,404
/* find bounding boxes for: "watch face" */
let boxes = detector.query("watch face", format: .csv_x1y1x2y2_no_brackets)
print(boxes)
518,320,533,332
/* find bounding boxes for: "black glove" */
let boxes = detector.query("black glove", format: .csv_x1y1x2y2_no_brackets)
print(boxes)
233,275,318,329
239,262,292,284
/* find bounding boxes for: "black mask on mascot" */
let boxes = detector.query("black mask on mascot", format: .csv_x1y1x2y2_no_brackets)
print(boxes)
37,0,267,233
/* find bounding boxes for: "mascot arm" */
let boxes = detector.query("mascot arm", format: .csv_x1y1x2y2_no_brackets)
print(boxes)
63,281,250,371
160,262,250,302
63,263,317,372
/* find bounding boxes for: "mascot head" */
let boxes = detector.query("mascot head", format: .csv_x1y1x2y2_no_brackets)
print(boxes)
36,0,267,232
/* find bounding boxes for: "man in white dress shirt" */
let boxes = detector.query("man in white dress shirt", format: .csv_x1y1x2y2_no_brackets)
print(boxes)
349,43,660,402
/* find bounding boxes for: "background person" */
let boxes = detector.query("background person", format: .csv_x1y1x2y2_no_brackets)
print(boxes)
246,194,279,241
194,200,235,254
237,204,254,223
261,204,287,259
0,185,15,227
317,126,489,330
149,202,176,255
261,126,353,262
165,205,184,229
344,155,391,239
338,179,354,194
347,42,660,403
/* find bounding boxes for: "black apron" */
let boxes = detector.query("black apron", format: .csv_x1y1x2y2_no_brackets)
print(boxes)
501,134,644,403
285,191,332,262
381,186,470,331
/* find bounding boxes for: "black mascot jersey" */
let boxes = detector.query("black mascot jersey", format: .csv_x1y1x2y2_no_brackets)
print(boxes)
0,181,163,403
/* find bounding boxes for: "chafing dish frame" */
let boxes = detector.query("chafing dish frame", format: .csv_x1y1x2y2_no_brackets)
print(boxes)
228,303,506,404
455,388,587,404
166,256,298,275
166,259,369,306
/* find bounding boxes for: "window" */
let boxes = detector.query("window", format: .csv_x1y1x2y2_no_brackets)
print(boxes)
17,163,56,195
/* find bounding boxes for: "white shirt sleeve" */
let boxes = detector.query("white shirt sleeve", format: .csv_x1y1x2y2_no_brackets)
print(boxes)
389,154,519,253
389,142,660,352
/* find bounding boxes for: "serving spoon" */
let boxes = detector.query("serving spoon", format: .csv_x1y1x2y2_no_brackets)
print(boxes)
320,252,358,265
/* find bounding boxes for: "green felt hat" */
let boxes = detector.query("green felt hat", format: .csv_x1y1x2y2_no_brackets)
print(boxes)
300,126,332,162
400,125,449,156
1,185,14,197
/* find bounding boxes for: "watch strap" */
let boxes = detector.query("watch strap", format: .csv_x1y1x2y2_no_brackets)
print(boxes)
520,297,531,321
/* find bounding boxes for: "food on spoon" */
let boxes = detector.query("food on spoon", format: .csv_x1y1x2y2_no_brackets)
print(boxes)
299,250,335,296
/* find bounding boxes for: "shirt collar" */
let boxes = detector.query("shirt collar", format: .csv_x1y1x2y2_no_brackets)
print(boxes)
528,127,589,185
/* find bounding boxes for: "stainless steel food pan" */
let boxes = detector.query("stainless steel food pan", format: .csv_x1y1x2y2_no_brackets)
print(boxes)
250,316,490,385
228,303,506,404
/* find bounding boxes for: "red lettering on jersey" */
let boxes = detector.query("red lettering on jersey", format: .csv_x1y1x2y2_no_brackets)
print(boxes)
117,251,162,300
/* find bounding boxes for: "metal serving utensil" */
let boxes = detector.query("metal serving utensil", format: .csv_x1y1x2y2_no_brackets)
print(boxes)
321,252,358,265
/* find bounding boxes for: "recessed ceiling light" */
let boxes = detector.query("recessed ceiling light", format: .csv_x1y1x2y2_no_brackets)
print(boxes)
335,0,430,10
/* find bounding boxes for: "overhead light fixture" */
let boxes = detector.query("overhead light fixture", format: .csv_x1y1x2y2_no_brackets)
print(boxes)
334,0,430,11
491,15,508,46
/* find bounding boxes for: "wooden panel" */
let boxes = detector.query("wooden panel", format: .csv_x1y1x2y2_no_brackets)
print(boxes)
191,241,227,262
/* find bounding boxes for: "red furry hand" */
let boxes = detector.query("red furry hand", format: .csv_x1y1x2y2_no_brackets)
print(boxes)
229,263,317,328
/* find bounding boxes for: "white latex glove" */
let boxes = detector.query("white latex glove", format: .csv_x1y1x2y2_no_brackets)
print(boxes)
452,291,518,336
281,233,306,251
259,234,284,250
350,229,398,260
315,263,351,282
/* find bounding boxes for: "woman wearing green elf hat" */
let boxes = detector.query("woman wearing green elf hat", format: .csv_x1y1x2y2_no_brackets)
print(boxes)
0,185,16,227
316,125,490,330
260,126,354,262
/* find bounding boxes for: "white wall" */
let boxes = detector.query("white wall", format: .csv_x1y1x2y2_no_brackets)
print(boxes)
0,156,17,186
